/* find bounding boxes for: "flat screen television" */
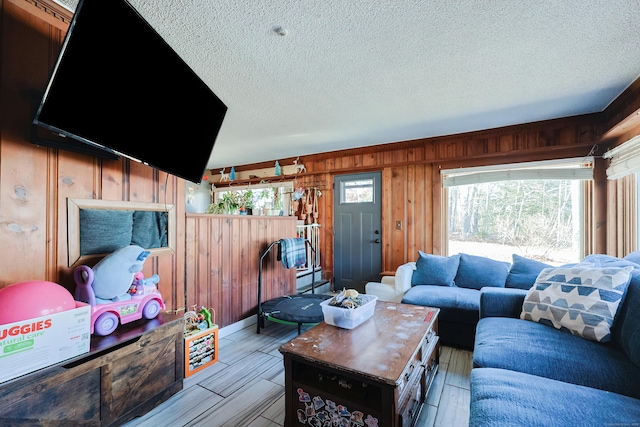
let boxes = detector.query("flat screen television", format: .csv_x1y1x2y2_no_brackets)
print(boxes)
33,0,227,184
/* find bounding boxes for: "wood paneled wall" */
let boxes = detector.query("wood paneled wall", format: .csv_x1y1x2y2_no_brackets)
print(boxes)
4,0,640,331
0,0,185,310
270,116,603,278
185,215,297,327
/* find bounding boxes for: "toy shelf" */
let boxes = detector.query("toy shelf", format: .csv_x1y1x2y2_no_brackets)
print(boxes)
184,326,219,377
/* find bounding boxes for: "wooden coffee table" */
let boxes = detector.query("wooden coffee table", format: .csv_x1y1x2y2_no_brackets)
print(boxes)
279,301,439,427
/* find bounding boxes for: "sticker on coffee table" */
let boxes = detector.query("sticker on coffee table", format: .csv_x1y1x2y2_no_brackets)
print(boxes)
294,387,378,426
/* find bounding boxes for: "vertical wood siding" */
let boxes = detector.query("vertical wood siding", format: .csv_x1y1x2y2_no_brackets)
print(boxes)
184,215,296,327
0,0,184,312
3,0,640,330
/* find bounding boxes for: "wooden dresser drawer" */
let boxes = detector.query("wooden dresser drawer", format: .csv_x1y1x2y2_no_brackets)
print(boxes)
397,349,422,401
398,366,424,427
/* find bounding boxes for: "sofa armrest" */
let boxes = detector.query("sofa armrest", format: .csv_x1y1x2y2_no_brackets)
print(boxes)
366,262,416,302
394,261,416,295
365,281,403,302
381,276,395,286
479,287,527,319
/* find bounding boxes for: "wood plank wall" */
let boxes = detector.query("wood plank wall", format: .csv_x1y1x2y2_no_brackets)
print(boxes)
260,116,604,280
4,0,640,331
0,0,185,311
185,215,297,327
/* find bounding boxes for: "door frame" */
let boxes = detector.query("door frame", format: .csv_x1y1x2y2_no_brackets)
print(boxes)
333,171,383,292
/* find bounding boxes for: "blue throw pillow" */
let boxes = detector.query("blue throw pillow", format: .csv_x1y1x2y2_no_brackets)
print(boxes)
411,251,460,287
624,251,640,265
505,254,551,290
521,265,633,342
455,253,510,290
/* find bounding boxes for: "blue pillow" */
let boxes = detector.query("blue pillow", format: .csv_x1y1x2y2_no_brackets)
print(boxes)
411,251,460,287
624,251,640,265
505,254,551,290
79,209,134,255
455,253,510,290
131,210,168,249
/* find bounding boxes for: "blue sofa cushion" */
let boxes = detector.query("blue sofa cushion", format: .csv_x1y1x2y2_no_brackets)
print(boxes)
521,264,633,342
575,255,640,365
473,317,640,399
616,272,640,369
454,253,510,290
505,254,550,290
470,368,640,427
402,285,480,324
410,251,460,287
624,250,640,265
479,287,527,319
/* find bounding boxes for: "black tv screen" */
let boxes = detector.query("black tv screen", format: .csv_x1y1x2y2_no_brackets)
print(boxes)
33,0,227,184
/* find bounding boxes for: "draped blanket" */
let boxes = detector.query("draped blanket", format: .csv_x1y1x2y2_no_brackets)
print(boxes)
278,238,307,269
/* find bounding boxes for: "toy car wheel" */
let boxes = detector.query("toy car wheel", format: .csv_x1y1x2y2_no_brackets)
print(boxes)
142,299,161,320
94,312,119,336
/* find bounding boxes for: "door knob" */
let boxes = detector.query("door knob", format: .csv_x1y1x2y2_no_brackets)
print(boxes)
374,239,380,244
374,230,380,234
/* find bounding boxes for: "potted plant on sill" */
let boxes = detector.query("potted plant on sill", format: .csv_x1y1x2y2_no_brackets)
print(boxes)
270,187,283,216
239,189,255,215
205,192,240,215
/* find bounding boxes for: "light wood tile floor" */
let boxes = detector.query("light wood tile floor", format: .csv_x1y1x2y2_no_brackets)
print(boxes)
123,321,472,427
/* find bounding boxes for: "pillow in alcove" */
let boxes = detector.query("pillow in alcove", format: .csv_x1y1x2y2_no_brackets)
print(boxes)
131,210,168,249
79,209,134,255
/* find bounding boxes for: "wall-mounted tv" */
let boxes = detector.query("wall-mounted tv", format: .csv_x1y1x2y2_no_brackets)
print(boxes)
33,0,227,184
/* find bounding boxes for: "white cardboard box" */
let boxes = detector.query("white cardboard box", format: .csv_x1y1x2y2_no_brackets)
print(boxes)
0,302,91,383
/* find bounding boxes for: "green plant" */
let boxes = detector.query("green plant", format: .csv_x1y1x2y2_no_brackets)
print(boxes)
241,189,255,210
259,187,272,201
206,191,240,214
272,187,282,210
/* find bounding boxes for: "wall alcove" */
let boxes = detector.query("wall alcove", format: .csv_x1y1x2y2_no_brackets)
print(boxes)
67,198,176,267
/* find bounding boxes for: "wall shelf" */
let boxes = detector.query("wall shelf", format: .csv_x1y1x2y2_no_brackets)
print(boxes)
212,174,300,187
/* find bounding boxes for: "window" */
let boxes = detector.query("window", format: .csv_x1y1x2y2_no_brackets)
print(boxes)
442,158,593,265
211,181,293,215
340,179,374,204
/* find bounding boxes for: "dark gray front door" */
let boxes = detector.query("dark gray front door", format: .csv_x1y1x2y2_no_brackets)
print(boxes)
333,172,382,293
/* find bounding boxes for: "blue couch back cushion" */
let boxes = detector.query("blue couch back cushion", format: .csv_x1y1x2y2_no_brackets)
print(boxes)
411,251,460,287
581,254,640,368
624,250,640,265
454,253,510,290
505,254,551,290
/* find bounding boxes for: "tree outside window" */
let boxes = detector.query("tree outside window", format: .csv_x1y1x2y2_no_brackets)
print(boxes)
447,179,582,264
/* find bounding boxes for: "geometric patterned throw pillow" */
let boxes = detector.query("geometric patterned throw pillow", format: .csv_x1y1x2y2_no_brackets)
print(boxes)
520,265,633,342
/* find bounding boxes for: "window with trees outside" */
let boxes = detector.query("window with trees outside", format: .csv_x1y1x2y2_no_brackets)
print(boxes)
443,157,593,265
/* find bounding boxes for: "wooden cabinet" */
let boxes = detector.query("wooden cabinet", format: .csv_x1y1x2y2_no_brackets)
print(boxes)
280,303,439,427
0,313,184,426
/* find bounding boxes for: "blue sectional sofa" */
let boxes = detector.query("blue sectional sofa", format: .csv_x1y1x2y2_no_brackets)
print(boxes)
368,251,548,349
470,254,640,426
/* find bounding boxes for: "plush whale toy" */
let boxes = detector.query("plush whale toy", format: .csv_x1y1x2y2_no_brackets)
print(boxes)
89,245,151,302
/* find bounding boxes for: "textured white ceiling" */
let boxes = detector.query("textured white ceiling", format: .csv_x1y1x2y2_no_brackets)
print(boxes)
54,0,640,170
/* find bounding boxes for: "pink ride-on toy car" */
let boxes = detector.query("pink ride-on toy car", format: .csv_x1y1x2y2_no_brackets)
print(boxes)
74,266,166,336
